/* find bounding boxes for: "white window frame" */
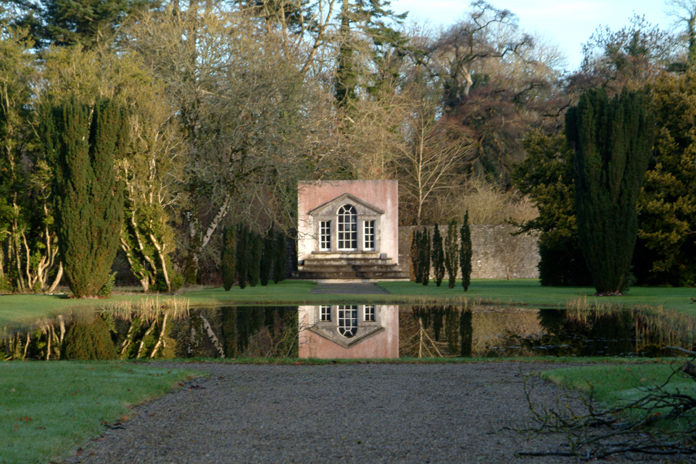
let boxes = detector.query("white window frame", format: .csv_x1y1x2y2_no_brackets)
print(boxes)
337,205,358,251
363,220,375,251
337,305,358,337
320,221,331,251
364,305,375,322
320,305,332,321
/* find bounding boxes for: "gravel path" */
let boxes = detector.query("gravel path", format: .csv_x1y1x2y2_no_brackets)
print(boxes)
69,363,692,464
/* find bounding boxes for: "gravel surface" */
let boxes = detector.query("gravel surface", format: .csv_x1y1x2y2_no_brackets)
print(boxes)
69,363,695,464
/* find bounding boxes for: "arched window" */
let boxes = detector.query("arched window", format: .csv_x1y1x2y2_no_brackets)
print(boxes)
338,305,358,337
337,205,357,250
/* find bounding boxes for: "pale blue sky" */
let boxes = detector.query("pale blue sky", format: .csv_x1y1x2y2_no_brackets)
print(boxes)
392,0,673,71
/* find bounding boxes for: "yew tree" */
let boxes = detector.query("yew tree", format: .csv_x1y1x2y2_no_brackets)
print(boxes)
42,97,127,298
565,89,654,295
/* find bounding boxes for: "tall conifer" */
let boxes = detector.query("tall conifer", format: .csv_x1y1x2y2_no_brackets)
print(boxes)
236,224,249,289
432,224,445,287
459,211,472,291
221,226,236,291
565,89,654,294
412,230,422,283
273,229,287,284
42,97,126,298
420,227,430,286
249,231,262,287
260,225,274,286
444,219,458,288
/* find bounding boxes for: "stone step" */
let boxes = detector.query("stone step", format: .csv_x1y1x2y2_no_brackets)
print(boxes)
310,252,382,259
293,270,409,280
299,264,401,272
302,258,394,266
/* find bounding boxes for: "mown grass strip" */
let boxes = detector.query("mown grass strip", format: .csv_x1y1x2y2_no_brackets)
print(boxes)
0,361,200,464
2,279,695,329
128,356,681,365
540,363,694,410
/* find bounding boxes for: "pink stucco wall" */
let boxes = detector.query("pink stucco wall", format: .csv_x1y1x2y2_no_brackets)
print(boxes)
297,180,399,263
298,305,399,359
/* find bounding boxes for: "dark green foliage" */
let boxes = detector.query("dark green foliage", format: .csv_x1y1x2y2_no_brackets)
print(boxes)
42,97,126,298
459,309,473,357
512,131,593,286
432,305,443,341
444,220,458,289
459,211,472,291
432,224,445,287
259,226,274,286
15,0,154,49
249,231,262,287
97,272,116,298
411,230,421,283
273,230,287,284
445,306,459,354
221,226,236,291
221,307,238,358
637,74,696,286
420,227,430,286
62,315,117,360
566,89,654,294
236,224,249,289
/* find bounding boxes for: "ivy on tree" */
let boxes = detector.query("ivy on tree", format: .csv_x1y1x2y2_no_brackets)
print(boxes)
565,88,654,295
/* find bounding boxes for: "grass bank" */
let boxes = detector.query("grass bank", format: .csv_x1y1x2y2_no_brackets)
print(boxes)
2,279,695,329
0,361,200,464
540,363,692,409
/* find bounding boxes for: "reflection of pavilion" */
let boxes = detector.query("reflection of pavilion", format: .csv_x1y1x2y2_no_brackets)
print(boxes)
298,305,399,358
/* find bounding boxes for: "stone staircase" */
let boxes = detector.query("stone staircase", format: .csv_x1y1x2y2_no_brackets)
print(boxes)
293,252,409,281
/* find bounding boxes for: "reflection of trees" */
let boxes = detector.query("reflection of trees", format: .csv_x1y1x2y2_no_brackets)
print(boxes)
0,305,300,360
400,305,469,358
526,309,636,356
460,310,473,357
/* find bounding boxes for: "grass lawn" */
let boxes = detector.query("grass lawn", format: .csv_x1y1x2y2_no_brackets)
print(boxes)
0,361,200,464
540,363,696,425
2,279,696,328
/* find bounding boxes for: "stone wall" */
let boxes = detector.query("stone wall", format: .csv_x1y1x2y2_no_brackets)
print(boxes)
398,224,540,279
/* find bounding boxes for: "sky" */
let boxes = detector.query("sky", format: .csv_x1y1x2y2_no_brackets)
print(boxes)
392,0,674,71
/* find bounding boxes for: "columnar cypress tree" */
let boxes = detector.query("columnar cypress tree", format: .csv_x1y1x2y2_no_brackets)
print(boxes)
259,225,274,286
42,97,126,298
236,224,249,289
249,231,262,287
420,227,430,286
432,224,445,287
273,229,287,284
565,88,654,294
444,219,458,289
411,230,422,283
459,211,472,291
221,226,236,291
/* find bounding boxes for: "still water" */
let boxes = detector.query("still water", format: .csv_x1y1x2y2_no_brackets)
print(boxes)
2,305,693,361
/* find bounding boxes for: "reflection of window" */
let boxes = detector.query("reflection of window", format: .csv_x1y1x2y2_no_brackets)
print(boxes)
364,220,375,250
337,205,357,250
320,305,331,321
338,305,358,337
364,305,375,321
320,221,331,251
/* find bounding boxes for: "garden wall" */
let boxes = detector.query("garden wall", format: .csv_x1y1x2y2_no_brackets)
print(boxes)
398,225,540,280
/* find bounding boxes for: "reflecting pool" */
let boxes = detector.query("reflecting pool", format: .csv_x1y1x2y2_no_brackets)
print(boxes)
2,305,694,360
